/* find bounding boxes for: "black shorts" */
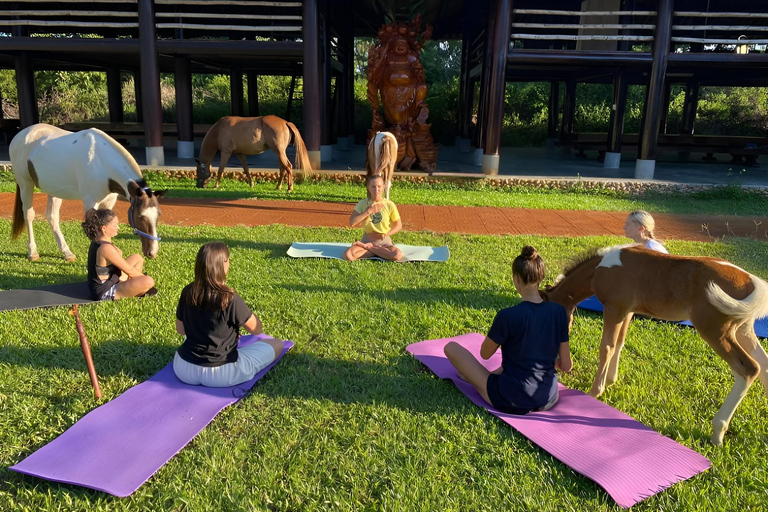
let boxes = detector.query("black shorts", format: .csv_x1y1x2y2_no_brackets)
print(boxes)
486,373,533,415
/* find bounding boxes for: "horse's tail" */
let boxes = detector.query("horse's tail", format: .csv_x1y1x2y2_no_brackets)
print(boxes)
374,134,397,180
286,122,312,178
11,184,24,240
706,274,768,322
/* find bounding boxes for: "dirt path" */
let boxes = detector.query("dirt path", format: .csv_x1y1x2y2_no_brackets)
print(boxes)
1,193,766,242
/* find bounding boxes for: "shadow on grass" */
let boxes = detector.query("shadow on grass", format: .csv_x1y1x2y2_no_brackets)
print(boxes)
274,283,515,309
0,339,175,382
156,236,290,259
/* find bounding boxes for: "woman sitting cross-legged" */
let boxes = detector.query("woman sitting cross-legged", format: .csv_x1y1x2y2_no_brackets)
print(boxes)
82,208,156,301
173,242,285,387
343,174,403,261
444,245,572,414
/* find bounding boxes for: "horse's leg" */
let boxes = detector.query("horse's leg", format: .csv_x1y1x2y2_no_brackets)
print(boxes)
235,153,254,187
18,183,40,261
275,150,293,192
215,150,232,189
46,196,76,262
693,315,759,445
606,313,633,386
735,322,768,397
589,305,627,398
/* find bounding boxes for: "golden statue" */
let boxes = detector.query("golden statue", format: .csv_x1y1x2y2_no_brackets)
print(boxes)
366,15,439,173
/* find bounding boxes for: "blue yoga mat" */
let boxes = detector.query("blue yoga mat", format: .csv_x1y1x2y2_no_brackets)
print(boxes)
10,335,292,496
578,296,768,338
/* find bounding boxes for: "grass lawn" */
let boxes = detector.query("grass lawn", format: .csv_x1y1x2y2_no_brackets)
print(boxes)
2,168,768,216
0,220,767,511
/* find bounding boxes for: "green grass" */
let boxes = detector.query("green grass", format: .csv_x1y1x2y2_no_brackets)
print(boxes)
3,168,768,216
0,220,767,511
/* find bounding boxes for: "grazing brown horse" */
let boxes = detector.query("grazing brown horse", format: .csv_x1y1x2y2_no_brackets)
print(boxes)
365,131,398,199
195,115,312,191
541,244,768,445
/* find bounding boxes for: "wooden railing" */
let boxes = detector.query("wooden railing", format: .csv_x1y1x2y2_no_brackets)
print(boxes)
0,0,303,40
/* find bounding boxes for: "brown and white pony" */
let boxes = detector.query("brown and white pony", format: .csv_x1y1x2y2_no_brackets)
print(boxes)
10,123,165,261
365,131,397,200
195,115,312,191
541,244,768,445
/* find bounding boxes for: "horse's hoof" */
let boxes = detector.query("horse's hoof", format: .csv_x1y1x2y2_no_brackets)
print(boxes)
64,254,77,263
28,254,40,262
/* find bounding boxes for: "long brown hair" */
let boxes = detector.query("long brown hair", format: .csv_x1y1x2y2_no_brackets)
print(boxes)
188,242,234,311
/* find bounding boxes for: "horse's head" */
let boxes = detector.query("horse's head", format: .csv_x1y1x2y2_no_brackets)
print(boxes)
128,181,167,259
540,280,579,333
195,158,211,188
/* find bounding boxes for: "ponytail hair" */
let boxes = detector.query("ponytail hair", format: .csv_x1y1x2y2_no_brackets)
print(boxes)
188,242,234,311
627,210,657,240
512,245,546,285
81,208,116,241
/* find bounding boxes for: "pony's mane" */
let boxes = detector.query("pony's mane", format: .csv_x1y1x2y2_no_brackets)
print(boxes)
88,128,143,178
556,244,632,282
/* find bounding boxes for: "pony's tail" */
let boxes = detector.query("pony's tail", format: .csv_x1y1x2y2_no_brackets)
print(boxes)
287,122,312,179
374,135,397,179
11,184,25,240
706,274,768,322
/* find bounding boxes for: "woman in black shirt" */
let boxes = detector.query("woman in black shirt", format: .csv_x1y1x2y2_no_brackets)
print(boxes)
82,208,155,301
174,242,284,387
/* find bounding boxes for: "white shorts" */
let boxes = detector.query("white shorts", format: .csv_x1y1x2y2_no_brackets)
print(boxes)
99,283,118,301
173,341,278,387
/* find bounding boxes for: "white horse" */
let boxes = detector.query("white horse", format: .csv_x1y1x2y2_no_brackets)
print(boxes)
10,123,166,261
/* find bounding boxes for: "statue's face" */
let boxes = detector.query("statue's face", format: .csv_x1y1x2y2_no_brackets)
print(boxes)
393,38,408,55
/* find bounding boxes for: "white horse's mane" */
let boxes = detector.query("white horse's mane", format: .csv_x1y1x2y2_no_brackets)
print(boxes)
85,128,144,180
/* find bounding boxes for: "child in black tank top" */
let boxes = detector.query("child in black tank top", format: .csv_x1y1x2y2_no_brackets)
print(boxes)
82,208,156,300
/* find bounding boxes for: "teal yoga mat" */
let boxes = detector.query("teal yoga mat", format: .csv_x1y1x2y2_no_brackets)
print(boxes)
286,242,450,262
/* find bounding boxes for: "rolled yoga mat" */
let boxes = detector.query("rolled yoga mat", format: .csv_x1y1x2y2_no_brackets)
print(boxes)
406,333,710,509
10,335,293,497
0,281,94,312
578,296,768,338
286,242,450,262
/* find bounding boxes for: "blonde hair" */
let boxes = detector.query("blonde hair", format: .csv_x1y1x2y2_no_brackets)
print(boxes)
627,210,657,240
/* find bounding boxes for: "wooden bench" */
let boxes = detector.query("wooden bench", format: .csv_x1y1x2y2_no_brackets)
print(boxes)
560,133,768,165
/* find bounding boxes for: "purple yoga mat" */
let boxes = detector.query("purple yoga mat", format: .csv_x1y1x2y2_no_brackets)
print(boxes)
10,335,293,497
406,333,710,509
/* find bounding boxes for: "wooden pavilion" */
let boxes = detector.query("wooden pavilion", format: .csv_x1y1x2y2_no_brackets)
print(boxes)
1,0,767,178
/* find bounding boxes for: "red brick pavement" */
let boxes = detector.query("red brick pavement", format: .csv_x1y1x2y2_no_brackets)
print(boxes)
1,193,766,242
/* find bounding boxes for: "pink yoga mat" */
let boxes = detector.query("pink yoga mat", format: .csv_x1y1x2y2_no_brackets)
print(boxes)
406,333,710,509
10,335,292,497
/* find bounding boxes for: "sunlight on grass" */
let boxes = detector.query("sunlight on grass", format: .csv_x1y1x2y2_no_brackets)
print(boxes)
0,220,766,511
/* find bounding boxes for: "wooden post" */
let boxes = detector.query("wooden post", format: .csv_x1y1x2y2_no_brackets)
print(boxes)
230,67,244,117
560,79,576,136
636,0,673,179
107,67,124,124
70,305,102,400
133,69,143,123
605,68,628,168
137,0,164,165
482,0,513,175
320,0,333,160
547,81,560,139
474,2,497,165
286,73,297,121
681,81,699,135
14,52,38,128
247,71,260,117
174,56,194,158
303,0,322,169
